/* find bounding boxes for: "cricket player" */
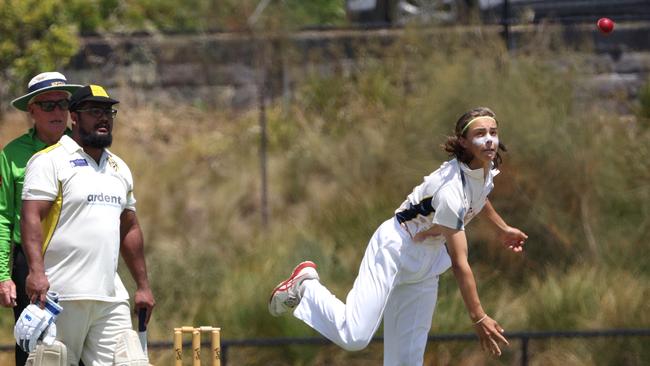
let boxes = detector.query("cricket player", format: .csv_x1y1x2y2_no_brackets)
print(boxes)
269,107,528,365
16,85,154,365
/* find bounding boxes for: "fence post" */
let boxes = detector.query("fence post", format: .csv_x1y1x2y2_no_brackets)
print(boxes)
521,336,529,366
502,0,512,50
222,343,228,366
258,64,269,228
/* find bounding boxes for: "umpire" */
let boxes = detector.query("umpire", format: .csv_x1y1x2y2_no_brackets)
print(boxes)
0,72,80,365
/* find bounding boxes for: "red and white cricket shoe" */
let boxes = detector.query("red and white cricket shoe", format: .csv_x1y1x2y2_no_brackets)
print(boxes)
268,261,319,317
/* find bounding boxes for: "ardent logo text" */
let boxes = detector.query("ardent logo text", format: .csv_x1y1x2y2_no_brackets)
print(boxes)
87,193,122,205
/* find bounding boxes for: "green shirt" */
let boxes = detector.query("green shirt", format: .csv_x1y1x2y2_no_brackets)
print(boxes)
0,128,70,281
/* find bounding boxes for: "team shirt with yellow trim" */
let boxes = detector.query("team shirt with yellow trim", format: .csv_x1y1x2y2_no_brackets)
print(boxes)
22,135,134,302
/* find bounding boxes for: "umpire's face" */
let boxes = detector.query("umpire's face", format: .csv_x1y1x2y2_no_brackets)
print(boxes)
28,91,71,145
71,102,115,149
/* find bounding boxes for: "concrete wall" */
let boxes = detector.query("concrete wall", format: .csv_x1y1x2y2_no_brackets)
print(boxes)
60,23,650,112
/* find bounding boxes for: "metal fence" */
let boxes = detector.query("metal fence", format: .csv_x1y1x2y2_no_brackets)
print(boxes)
4,328,639,365
165,328,650,365
233,329,650,366
0,328,647,364
211,328,650,365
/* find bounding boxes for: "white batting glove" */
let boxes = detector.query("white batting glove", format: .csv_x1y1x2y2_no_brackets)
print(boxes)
14,291,62,353
41,322,57,346
14,305,50,352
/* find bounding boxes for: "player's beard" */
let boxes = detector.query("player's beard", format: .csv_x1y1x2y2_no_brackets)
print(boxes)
79,122,112,148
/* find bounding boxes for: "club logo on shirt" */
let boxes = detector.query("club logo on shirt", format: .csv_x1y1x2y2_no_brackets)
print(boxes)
107,157,119,171
69,158,88,167
87,192,122,206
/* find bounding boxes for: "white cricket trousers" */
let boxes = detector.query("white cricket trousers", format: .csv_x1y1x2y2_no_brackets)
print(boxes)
55,299,132,366
293,217,452,366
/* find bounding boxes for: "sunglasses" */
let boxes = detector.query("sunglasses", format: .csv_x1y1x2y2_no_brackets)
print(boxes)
33,99,69,112
75,108,118,119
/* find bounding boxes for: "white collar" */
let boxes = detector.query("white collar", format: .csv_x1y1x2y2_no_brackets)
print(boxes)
59,135,83,154
459,161,500,180
58,135,111,161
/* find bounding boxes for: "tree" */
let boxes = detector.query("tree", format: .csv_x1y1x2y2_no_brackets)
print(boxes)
0,0,78,114
0,0,348,115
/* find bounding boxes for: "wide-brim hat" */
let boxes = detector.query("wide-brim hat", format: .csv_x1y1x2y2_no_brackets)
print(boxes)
11,72,82,111
68,85,119,111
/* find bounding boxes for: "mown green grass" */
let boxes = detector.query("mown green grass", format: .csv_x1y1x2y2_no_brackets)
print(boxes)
1,28,649,365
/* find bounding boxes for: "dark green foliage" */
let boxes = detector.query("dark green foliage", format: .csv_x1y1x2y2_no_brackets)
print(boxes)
0,0,78,97
0,0,346,102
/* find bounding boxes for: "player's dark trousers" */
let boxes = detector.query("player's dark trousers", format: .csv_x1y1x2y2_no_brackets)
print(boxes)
12,245,29,366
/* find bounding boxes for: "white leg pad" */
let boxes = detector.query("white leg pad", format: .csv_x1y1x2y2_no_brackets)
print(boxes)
26,340,67,366
113,330,149,366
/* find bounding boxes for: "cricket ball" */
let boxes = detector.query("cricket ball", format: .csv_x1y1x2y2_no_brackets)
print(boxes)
597,18,614,34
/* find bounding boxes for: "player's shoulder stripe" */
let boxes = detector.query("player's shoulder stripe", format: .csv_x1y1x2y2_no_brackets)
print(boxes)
34,142,63,156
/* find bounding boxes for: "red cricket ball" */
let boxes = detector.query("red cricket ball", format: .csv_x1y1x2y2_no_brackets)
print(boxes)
597,17,614,34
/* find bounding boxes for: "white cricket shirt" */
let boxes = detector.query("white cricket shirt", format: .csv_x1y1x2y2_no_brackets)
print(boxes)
22,135,134,301
395,158,499,237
